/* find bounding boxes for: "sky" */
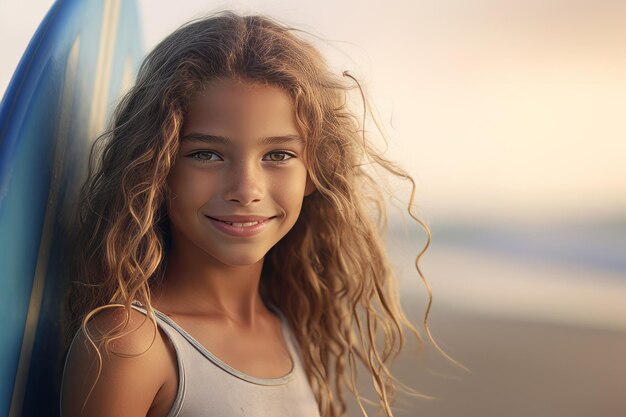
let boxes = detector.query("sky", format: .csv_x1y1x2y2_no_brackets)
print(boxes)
1,0,625,223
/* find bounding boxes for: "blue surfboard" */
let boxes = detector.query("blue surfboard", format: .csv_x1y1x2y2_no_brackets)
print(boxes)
0,1,143,415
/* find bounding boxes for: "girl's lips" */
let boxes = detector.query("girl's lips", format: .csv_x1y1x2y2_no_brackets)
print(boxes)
205,215,274,237
209,214,274,223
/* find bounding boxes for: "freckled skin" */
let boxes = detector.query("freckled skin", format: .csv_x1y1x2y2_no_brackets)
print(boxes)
166,80,315,267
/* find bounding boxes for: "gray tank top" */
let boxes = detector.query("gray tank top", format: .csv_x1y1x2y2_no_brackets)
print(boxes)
60,304,320,417
61,302,321,417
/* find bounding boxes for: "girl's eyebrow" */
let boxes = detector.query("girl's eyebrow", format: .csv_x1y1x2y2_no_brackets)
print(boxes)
180,133,304,145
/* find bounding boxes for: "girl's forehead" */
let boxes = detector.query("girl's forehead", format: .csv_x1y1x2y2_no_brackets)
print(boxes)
182,79,300,139
189,79,292,110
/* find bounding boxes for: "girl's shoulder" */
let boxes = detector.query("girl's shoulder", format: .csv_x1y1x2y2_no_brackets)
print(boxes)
61,306,177,417
80,305,169,359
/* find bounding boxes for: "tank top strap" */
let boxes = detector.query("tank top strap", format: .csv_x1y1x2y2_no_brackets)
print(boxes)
130,300,186,417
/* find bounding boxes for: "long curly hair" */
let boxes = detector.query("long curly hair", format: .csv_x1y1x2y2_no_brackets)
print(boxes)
65,11,439,417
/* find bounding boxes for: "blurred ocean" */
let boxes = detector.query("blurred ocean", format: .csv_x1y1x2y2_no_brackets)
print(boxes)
428,218,626,275
385,216,626,332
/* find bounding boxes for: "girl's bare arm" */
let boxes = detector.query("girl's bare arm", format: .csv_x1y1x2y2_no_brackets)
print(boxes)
61,309,170,417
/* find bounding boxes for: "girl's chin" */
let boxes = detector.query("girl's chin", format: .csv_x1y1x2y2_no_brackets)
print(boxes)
209,251,267,268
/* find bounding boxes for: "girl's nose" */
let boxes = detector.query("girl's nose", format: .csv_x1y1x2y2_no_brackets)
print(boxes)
222,161,264,206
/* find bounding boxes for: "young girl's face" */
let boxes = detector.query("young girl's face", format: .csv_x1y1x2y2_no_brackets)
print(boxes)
166,80,314,267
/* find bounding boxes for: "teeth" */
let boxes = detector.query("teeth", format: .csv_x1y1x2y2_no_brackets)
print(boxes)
223,221,259,227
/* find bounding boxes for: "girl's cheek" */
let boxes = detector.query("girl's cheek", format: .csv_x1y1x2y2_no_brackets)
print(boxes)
272,166,308,195
170,166,219,201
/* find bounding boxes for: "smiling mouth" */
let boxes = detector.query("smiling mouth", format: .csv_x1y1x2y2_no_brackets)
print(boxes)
206,216,276,228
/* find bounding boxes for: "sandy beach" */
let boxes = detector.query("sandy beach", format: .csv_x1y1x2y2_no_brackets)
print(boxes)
348,307,626,417
346,242,626,417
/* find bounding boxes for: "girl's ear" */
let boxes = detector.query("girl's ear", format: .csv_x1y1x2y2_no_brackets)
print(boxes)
304,175,316,196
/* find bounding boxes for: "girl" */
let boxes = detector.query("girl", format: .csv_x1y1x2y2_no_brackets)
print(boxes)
61,11,435,417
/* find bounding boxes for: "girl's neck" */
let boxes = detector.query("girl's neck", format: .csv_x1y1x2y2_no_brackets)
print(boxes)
150,248,267,327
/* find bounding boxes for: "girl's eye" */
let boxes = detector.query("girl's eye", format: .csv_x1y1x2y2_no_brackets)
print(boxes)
189,151,222,162
263,151,295,163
